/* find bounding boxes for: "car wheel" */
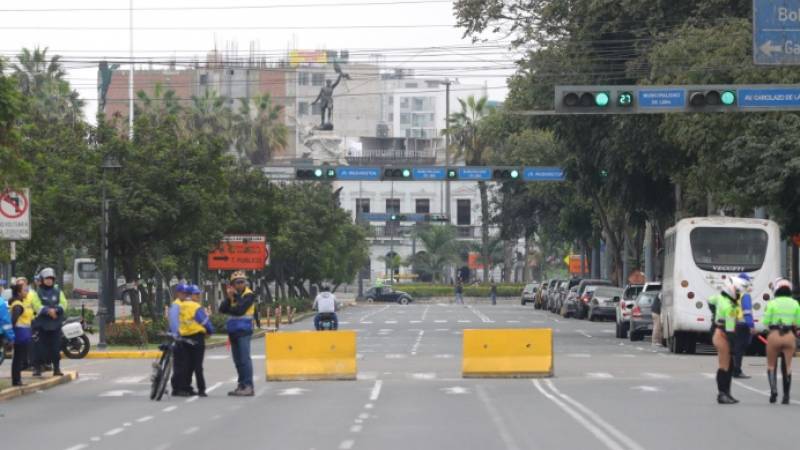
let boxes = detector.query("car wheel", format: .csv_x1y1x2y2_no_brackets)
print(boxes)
398,297,410,305
365,297,375,303
629,329,640,342
521,299,526,306
622,322,629,339
615,322,622,338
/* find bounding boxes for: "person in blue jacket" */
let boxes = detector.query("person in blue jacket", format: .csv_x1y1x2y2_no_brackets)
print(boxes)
732,273,755,379
0,289,15,367
220,271,255,397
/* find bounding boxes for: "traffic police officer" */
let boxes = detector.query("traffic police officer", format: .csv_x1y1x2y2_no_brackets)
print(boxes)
220,272,255,397
709,277,742,404
32,268,67,377
762,278,800,404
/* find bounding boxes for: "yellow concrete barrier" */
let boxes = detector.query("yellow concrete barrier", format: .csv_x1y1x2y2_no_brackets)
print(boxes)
462,328,553,378
266,330,357,381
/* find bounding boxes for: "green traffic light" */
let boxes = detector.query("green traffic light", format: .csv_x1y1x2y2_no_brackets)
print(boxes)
510,169,519,179
618,92,633,107
447,170,457,179
595,92,610,107
721,90,736,106
402,169,411,178
314,168,323,178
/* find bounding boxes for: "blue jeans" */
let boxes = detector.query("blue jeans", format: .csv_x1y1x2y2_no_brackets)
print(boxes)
230,333,253,388
314,312,338,330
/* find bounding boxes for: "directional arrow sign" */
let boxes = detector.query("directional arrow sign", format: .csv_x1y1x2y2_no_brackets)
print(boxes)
754,0,800,65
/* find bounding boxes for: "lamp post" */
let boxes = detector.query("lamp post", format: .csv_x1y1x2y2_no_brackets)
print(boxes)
98,154,122,349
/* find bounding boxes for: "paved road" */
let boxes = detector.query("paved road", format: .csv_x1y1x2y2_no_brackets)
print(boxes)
1,300,796,450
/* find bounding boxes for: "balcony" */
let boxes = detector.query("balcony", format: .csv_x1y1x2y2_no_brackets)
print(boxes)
367,224,483,241
346,136,440,166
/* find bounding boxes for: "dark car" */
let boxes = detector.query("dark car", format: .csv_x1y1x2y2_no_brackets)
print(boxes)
364,287,413,305
628,291,659,341
587,286,624,322
574,279,614,319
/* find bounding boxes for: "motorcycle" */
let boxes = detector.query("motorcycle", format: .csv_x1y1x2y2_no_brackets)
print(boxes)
61,317,91,359
315,313,338,331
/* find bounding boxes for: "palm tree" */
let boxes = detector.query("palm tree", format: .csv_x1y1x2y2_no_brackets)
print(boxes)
188,89,234,144
445,95,492,281
379,252,405,281
234,93,288,165
12,47,66,96
409,224,464,283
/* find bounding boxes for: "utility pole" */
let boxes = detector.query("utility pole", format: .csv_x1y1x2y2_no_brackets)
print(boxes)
128,0,134,140
444,79,451,222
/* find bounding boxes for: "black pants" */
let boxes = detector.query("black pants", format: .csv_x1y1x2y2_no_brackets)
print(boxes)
37,329,61,372
170,341,189,393
732,323,751,375
183,334,206,394
12,342,30,385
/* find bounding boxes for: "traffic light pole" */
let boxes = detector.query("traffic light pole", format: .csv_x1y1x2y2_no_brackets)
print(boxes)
444,80,451,222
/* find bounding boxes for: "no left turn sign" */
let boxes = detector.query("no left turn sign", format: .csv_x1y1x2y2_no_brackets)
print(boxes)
0,188,31,240
0,190,29,219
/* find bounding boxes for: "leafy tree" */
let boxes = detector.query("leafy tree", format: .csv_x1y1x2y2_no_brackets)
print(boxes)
235,93,288,165
408,224,463,282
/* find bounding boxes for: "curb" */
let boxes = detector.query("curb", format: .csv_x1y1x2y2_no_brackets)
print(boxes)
0,371,78,402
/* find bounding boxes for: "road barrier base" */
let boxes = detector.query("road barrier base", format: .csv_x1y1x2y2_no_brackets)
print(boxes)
266,330,357,381
462,328,553,378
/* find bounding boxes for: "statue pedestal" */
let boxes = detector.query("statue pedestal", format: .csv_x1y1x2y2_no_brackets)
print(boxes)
301,130,345,164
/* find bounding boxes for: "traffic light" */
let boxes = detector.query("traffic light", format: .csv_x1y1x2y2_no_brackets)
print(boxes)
296,167,336,180
383,168,412,180
492,167,521,181
688,89,736,109
617,91,634,107
446,168,458,180
389,213,407,222
561,90,611,110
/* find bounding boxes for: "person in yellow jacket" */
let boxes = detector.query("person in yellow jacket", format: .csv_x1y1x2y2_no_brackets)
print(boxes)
9,284,33,386
181,285,212,397
762,278,800,404
168,283,197,396
709,277,743,404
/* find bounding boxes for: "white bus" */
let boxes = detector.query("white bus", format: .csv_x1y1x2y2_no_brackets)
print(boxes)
72,258,100,298
661,217,782,354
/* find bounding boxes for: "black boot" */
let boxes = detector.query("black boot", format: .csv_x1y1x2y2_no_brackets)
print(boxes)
725,369,739,404
717,369,736,404
783,374,792,405
768,370,778,404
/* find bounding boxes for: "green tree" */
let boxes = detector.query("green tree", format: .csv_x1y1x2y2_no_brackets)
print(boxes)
409,224,463,282
235,93,288,165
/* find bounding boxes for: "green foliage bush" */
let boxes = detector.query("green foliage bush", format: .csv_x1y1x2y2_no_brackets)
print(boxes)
65,306,95,325
209,314,228,334
392,283,524,298
105,322,148,346
144,318,169,343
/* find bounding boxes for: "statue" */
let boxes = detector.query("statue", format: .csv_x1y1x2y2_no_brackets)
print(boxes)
311,62,350,130
97,61,120,114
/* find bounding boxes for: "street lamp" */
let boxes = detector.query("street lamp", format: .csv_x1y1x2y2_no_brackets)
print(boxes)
98,154,122,349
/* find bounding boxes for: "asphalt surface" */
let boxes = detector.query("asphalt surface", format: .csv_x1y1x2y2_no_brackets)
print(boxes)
1,300,798,450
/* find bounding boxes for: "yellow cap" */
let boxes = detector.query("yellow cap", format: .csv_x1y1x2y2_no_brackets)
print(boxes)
230,271,247,282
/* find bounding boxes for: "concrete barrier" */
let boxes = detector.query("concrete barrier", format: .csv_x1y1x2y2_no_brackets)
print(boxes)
266,330,357,381
462,328,553,378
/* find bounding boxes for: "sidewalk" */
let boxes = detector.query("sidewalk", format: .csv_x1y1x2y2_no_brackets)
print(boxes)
0,371,78,401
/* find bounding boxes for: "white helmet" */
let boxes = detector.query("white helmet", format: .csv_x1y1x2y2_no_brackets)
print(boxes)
39,267,56,280
721,277,740,299
773,278,792,295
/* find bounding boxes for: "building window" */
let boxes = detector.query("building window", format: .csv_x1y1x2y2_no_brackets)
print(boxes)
388,96,393,105
298,72,310,86
199,74,208,85
386,199,400,215
413,97,425,111
298,102,309,116
400,97,409,109
400,113,410,125
356,198,370,214
415,199,430,214
457,199,471,225
312,73,325,86
405,82,418,88
388,112,393,122
311,103,321,115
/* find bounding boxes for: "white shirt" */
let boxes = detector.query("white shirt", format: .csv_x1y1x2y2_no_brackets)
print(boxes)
313,292,336,313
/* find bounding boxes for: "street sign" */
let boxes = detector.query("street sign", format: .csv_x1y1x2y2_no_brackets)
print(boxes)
638,89,685,109
738,87,800,108
523,167,564,181
336,167,381,181
208,234,268,271
412,167,446,180
261,166,296,181
754,0,800,65
0,188,31,240
458,167,492,181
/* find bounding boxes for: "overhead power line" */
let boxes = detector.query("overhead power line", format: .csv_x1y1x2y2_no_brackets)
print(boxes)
0,24,455,31
0,0,451,13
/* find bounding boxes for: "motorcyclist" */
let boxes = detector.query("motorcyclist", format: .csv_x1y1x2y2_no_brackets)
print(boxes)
313,285,338,330
31,268,67,377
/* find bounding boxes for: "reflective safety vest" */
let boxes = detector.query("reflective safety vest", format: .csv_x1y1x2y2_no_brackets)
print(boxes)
179,301,207,336
763,296,800,328
9,298,33,343
226,288,255,334
713,295,739,333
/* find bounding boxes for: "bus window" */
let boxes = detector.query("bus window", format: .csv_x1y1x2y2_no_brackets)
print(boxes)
78,262,99,279
690,227,768,272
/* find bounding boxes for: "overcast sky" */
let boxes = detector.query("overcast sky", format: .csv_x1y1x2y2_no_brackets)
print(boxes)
0,0,516,120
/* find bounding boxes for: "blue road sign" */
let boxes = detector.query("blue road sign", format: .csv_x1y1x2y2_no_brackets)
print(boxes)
754,0,800,65
638,89,685,109
523,167,565,181
458,167,492,181
336,167,381,181
412,167,446,180
739,87,800,108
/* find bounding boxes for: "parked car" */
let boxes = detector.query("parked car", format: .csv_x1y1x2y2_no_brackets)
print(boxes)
553,280,570,313
534,283,547,309
363,286,413,304
520,283,539,306
546,279,563,313
616,282,662,338
587,286,625,321
629,291,660,341
560,286,580,318
574,279,614,319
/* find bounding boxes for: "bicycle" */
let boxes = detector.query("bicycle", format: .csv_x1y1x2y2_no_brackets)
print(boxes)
150,333,193,401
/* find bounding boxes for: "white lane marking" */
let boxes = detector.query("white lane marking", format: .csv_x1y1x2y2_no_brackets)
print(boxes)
578,331,593,338
184,427,199,435
357,372,378,380
506,320,521,324
642,372,670,379
339,321,351,325
458,320,473,323
701,373,716,379
410,372,436,380
602,330,615,333
206,382,223,394
566,353,591,358
410,330,425,355
467,305,494,323
385,353,407,359
114,375,148,384
613,354,636,358
631,386,660,392
370,380,383,401
123,422,132,427
136,416,154,423
546,380,645,450
162,405,178,413
533,380,623,450
358,413,370,420
476,384,521,450
409,320,422,324
359,304,390,321
207,355,228,360
360,321,373,324
89,437,100,442
357,353,365,360
350,425,363,433
421,305,431,321
586,372,614,379
252,355,265,360
65,445,87,450
339,440,355,450
434,319,448,323
442,386,470,395
277,387,308,396
104,428,125,437
378,329,393,333
385,320,398,324
365,403,374,409
435,328,449,332
434,354,454,359
99,390,135,397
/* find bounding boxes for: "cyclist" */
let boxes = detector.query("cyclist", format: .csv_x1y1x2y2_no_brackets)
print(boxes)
313,285,338,330
168,283,194,396
31,268,67,377
220,272,255,397
762,278,800,404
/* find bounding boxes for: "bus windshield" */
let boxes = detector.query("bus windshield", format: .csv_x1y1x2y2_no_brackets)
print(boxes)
78,262,99,279
690,227,768,272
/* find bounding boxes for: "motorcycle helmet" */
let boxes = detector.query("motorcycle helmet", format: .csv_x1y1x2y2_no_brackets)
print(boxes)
39,267,56,280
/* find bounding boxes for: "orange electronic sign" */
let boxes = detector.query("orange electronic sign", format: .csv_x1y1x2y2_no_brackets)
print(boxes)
208,235,269,271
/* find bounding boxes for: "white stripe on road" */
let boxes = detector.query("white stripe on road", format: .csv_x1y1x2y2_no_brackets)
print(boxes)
734,380,800,405
566,353,591,358
184,427,200,435
104,428,125,437
458,320,472,323
64,445,87,450
409,320,421,324
533,380,623,450
384,320,398,324
434,319,448,323
350,425,363,433
114,375,148,384
476,384,521,450
506,320,520,324
421,304,431,321
546,380,645,450
369,380,383,401
136,416,154,423
586,372,614,379
162,405,178,413
642,372,670,379
359,305,390,321
467,305,494,323
339,440,355,450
